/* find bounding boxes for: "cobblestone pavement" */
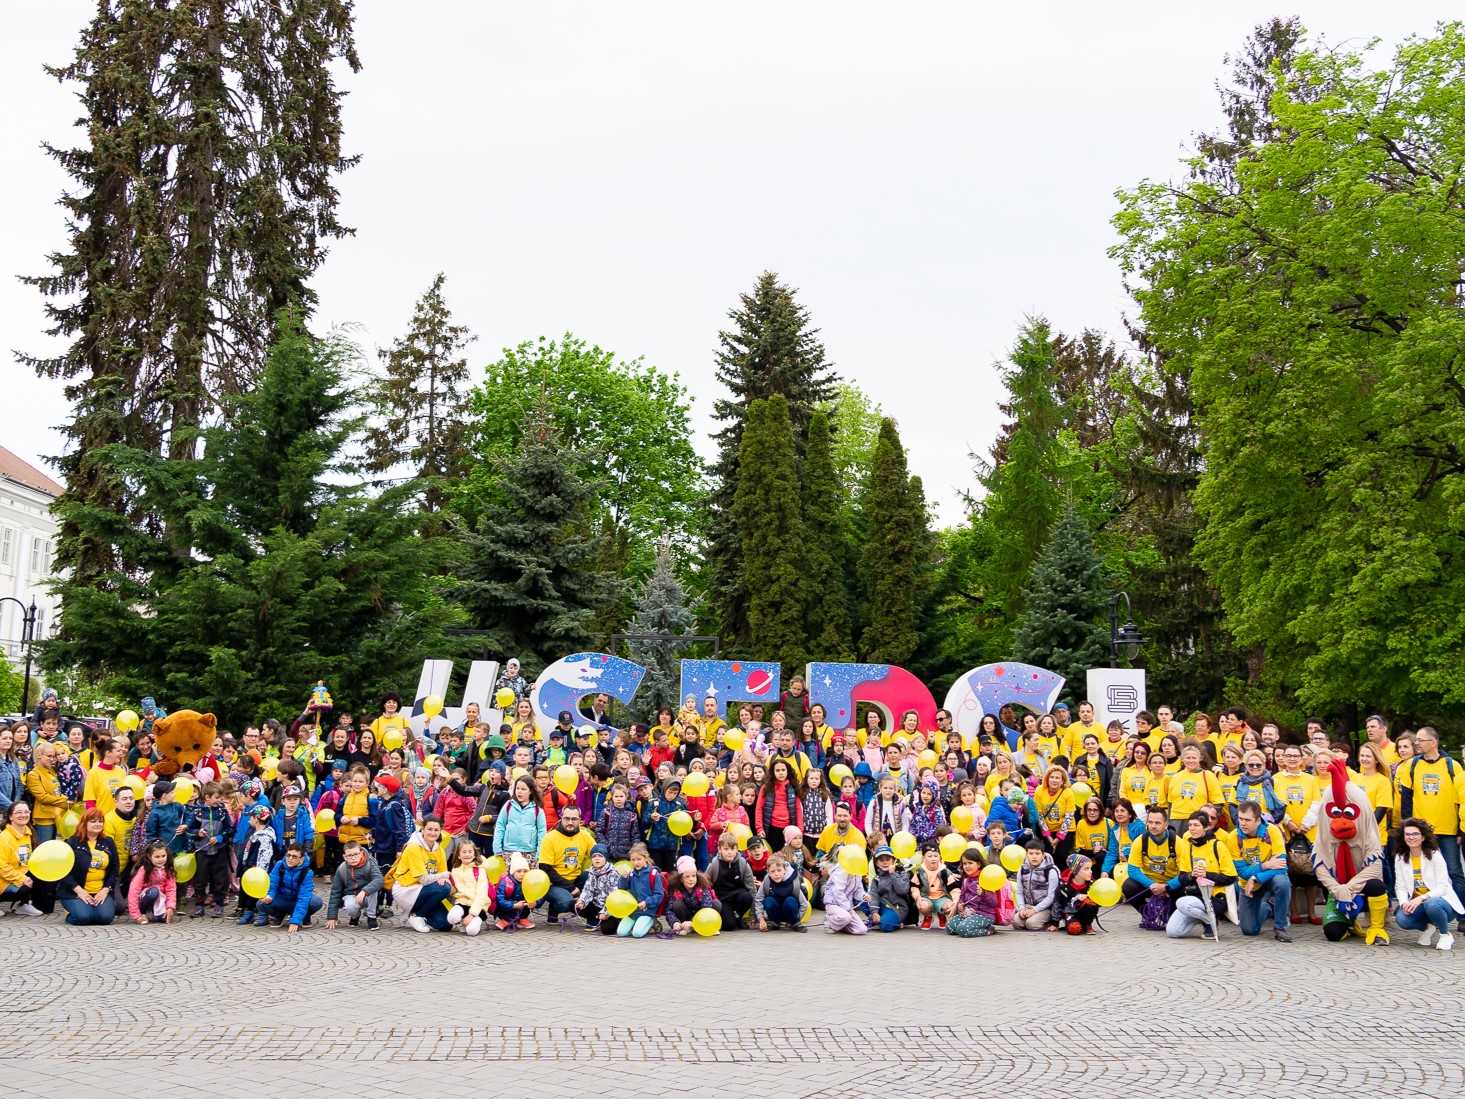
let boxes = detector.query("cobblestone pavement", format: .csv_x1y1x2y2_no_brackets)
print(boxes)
2,898,1461,1098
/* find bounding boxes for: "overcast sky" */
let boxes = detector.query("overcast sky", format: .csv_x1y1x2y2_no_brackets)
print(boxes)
1,2,1441,524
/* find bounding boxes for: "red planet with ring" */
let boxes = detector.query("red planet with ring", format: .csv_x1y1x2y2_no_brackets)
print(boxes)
745,670,773,696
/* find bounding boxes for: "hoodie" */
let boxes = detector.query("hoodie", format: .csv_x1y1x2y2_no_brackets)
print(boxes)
870,865,912,916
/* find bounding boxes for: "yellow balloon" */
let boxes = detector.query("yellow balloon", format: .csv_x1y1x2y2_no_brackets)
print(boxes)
553,765,579,796
1001,844,1025,872
727,822,752,850
1072,782,1094,802
723,729,744,750
485,855,506,884
1113,862,1130,886
496,687,516,709
667,810,693,837
241,867,270,898
28,839,74,882
614,859,632,877
115,709,140,733
57,810,80,840
682,772,709,798
950,805,974,833
917,749,938,770
522,868,550,904
422,694,444,720
837,844,868,877
828,764,852,789
382,728,404,751
890,830,918,861
122,775,146,798
979,864,1008,891
1089,878,1122,907
314,809,337,833
173,777,195,804
939,833,967,863
173,852,197,884
691,907,722,936
713,773,726,789
261,758,279,781
606,889,637,919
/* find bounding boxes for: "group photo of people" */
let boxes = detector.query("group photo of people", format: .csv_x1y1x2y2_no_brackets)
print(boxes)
1,677,1460,950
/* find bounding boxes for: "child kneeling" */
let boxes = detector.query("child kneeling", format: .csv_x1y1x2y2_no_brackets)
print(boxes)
754,854,808,931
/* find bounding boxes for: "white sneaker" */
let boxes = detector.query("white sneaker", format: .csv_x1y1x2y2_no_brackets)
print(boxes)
1420,928,1437,947
14,903,43,917
465,916,482,937
1437,932,1454,952
407,915,431,933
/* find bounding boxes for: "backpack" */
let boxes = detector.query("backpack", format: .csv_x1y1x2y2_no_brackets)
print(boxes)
1139,891,1174,931
58,756,85,801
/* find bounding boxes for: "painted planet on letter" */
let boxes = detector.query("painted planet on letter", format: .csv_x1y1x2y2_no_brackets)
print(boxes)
745,670,773,696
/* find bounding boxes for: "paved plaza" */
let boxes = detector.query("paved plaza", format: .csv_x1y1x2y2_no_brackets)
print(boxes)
2,899,1461,1098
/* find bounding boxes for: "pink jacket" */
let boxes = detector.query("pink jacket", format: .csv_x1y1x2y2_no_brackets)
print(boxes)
434,785,475,836
127,865,178,921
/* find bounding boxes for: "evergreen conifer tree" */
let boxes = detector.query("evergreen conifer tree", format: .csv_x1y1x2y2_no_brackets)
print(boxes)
800,410,852,660
705,272,836,648
366,273,474,518
455,402,623,676
627,540,698,721
858,418,923,665
1012,504,1109,690
732,396,805,669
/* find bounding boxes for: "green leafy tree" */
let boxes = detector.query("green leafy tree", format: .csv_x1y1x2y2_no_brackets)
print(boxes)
457,335,701,562
732,396,806,670
42,312,462,730
0,661,22,715
1114,24,1465,711
455,402,624,678
823,381,885,508
627,540,699,722
706,272,837,648
1013,504,1110,691
800,410,852,660
858,418,924,665
22,0,359,594
366,273,475,518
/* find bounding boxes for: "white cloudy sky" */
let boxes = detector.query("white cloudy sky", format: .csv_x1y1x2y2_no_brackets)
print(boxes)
1,2,1441,523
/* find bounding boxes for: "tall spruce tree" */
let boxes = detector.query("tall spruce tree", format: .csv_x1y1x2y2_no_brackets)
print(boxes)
42,311,461,731
627,539,698,721
366,273,474,517
1012,504,1110,691
800,409,852,659
858,418,923,665
732,396,806,669
22,0,359,599
705,272,837,648
455,402,623,677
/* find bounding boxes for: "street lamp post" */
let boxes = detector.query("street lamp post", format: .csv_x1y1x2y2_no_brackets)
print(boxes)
0,597,37,715
1107,592,1146,669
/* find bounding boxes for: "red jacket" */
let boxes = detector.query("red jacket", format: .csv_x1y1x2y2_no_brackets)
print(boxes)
434,784,475,836
647,745,675,774
707,804,748,850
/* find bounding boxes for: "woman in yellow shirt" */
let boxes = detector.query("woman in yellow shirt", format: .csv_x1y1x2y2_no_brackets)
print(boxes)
1354,743,1394,834
389,817,452,932
1033,766,1076,865
1167,746,1222,830
984,753,1019,802
1158,735,1184,775
1216,744,1244,816
1074,796,1111,860
1118,742,1154,806
1273,744,1320,924
57,807,119,925
0,801,43,914
82,737,128,815
370,691,412,752
1142,752,1171,814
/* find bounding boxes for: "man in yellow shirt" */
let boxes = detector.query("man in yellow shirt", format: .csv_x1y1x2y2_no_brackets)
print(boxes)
1123,804,1181,911
1224,800,1292,941
816,804,866,872
1364,714,1401,769
538,805,596,923
1060,702,1104,762
1396,727,1465,932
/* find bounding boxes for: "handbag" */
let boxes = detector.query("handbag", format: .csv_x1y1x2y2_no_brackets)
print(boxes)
1139,892,1174,931
1286,835,1313,875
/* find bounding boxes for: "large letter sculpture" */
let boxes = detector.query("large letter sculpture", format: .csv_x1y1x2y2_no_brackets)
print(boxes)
530,652,646,739
678,659,782,719
411,659,500,735
942,662,1065,750
806,662,938,739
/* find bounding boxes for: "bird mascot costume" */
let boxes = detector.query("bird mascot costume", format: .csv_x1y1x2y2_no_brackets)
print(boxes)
1312,757,1389,944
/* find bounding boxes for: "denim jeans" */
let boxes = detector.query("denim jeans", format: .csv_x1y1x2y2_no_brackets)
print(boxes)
61,895,117,925
1435,835,1465,928
545,873,587,920
1395,897,1455,935
1236,875,1292,935
764,894,801,926
34,824,56,843
263,895,324,926
409,882,451,930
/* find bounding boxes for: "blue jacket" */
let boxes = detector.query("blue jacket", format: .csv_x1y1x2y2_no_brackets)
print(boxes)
272,804,316,850
371,793,411,859
146,800,196,855
1102,820,1146,875
233,793,272,843
267,861,316,926
619,865,664,913
493,799,545,856
985,797,1032,846
641,794,686,850
0,757,22,812
192,802,232,856
495,873,528,913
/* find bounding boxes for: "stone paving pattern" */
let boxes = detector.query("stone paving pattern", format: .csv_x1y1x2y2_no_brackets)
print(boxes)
1,896,1460,1097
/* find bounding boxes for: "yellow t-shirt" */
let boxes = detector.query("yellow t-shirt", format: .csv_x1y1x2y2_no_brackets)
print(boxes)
1166,768,1221,821
1033,787,1075,834
1062,721,1104,761
1141,772,1169,811
1075,817,1110,856
1355,771,1393,831
83,841,109,892
816,824,866,859
1119,766,1151,803
1395,757,1465,838
83,765,126,815
1411,855,1427,898
1274,771,1319,841
105,810,134,870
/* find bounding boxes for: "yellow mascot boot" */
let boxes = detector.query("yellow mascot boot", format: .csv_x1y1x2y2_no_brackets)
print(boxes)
1364,894,1390,946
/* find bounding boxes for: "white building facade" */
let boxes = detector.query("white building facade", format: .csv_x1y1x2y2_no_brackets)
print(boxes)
0,446,61,667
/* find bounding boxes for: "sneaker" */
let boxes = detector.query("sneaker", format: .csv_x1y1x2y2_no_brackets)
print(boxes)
581,922,600,933
366,917,380,931
1438,932,1455,952
495,918,510,931
407,916,431,934
919,917,932,930
349,914,360,928
465,916,483,937
1273,928,1292,943
210,906,225,919
236,910,254,925
790,924,807,933
253,912,269,926
193,904,206,919
14,903,43,917
1420,928,1436,947
515,918,534,929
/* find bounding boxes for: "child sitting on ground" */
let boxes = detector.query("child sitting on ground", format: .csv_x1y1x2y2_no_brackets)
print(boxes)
869,845,911,932
445,839,492,936
617,843,665,938
913,845,959,930
667,855,722,936
754,853,808,931
575,843,619,933
495,854,534,931
1054,853,1099,935
127,842,177,925
947,846,1003,938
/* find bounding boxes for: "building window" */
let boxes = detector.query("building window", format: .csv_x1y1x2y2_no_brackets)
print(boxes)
30,537,41,573
33,609,45,641
0,527,10,565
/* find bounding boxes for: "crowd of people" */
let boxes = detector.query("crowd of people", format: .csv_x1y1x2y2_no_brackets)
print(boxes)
1,678,1461,949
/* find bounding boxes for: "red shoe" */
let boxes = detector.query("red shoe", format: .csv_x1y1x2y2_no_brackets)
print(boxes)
938,916,947,928
516,918,534,929
495,919,510,931
919,917,932,930
1308,915,1323,925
